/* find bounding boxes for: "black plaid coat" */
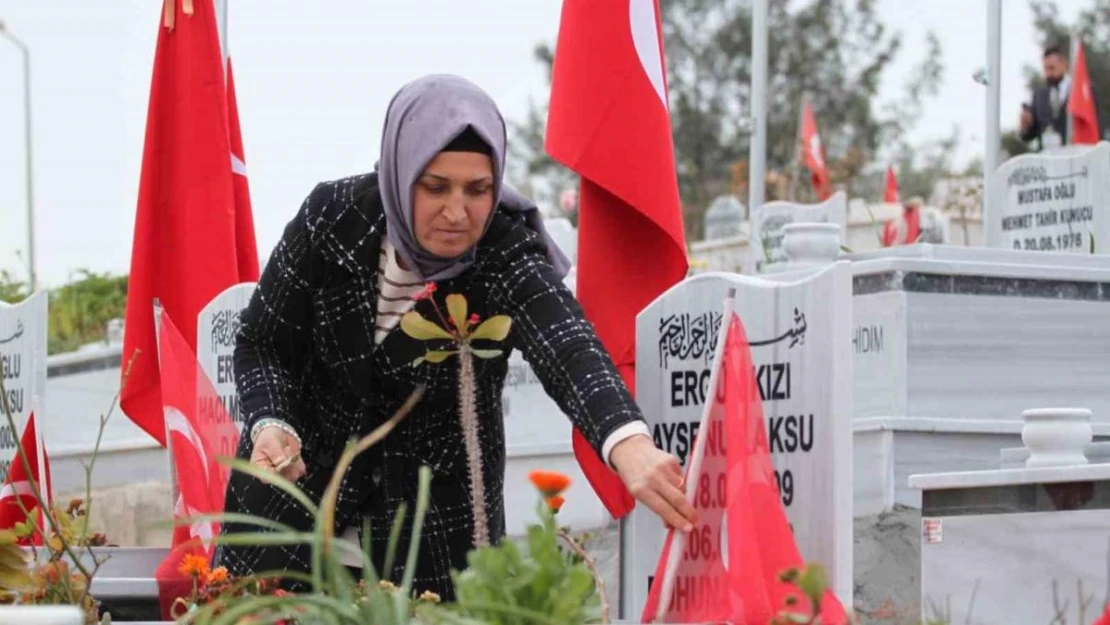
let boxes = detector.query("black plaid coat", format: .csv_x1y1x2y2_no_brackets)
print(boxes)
215,173,644,598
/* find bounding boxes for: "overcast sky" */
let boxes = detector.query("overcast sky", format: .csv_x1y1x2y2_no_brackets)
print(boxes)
0,0,1088,288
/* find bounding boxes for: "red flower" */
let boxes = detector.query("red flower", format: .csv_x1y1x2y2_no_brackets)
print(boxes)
416,282,438,301
529,470,571,497
546,495,565,512
468,313,481,326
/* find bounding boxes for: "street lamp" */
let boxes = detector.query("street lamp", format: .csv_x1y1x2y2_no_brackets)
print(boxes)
0,20,36,293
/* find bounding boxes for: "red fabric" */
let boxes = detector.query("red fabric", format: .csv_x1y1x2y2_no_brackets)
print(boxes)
121,0,260,446
153,309,240,620
881,208,921,248
642,314,848,624
1068,39,1100,145
0,413,52,546
883,165,900,204
545,0,688,519
801,102,832,200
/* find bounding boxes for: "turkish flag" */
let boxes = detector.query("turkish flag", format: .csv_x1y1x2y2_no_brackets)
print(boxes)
121,0,260,446
800,102,832,200
1068,39,1100,145
883,165,900,204
0,413,52,546
545,0,688,519
642,313,848,624
153,306,239,620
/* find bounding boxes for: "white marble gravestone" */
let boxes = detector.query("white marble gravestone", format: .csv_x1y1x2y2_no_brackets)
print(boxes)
619,263,854,617
197,283,257,432
747,191,847,274
703,194,746,240
987,141,1110,254
0,292,47,484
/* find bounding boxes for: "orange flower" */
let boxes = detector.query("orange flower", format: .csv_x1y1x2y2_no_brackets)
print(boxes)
179,553,211,579
205,566,228,585
41,560,68,585
546,495,565,512
529,470,571,497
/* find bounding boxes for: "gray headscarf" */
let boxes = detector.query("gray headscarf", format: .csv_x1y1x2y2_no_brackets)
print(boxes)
378,74,571,282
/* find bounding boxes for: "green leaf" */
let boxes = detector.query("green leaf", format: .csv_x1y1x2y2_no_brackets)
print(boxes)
446,294,469,334
470,315,511,341
401,311,453,340
797,562,829,606
401,466,433,593
212,531,320,548
151,511,297,534
218,456,319,515
383,502,407,579
0,543,32,590
470,349,503,359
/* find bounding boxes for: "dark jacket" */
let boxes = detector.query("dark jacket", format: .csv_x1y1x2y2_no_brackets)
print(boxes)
1021,83,1071,149
214,173,643,598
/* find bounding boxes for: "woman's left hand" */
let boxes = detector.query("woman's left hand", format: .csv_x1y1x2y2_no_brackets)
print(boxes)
610,434,696,532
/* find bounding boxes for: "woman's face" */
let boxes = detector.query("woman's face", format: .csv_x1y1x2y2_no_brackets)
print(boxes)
412,151,495,258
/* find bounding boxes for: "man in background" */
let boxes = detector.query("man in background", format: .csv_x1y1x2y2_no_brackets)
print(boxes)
1020,45,1071,151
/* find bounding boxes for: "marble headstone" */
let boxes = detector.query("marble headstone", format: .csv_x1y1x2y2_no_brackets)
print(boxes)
197,282,257,432
502,270,577,456
0,292,47,484
987,141,1110,254
620,263,854,616
703,194,746,240
748,191,847,274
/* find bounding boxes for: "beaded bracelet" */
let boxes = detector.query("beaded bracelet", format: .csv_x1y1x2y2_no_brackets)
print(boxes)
250,417,302,447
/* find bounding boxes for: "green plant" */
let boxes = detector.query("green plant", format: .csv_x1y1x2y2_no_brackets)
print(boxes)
400,287,512,549
0,346,135,624
177,388,434,625
441,472,602,625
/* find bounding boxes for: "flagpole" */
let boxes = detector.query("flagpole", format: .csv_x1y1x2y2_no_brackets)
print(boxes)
788,94,807,202
748,0,768,216
984,0,1002,235
33,395,47,513
1067,30,1078,144
653,288,737,623
152,300,181,510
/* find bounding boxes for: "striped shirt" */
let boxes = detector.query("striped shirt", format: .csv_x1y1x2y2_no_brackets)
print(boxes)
374,240,425,344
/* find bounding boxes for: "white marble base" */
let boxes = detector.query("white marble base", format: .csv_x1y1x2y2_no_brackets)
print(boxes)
852,246,1110,424
920,509,1110,625
0,606,84,625
1002,441,1110,469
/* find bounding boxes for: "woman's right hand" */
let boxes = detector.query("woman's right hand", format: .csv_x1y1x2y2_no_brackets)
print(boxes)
251,427,307,481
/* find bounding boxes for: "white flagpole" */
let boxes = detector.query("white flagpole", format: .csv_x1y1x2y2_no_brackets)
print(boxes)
748,0,769,216
984,0,1002,234
153,300,180,511
1068,30,1078,144
32,394,47,512
652,288,737,623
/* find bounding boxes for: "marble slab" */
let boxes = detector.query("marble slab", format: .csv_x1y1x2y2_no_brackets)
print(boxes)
910,462,1110,490
851,247,1110,424
1001,442,1110,469
920,509,1110,625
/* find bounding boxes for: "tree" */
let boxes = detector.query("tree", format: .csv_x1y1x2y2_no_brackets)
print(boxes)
512,0,945,240
0,270,28,304
0,267,127,354
47,271,128,355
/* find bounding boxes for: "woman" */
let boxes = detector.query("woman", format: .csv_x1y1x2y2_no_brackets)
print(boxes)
216,74,695,598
